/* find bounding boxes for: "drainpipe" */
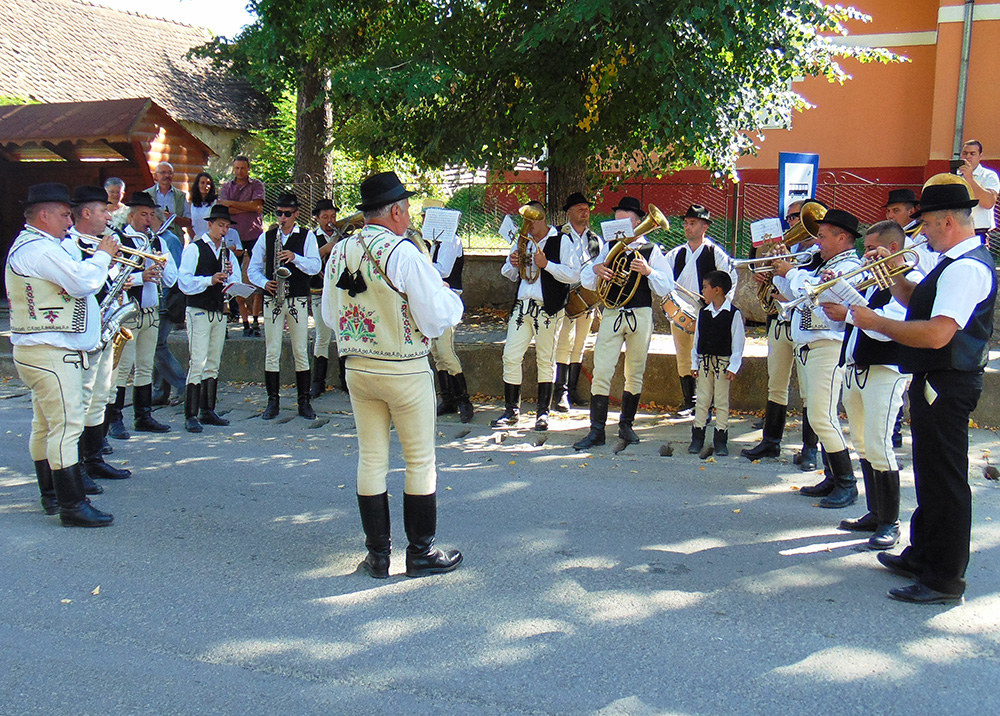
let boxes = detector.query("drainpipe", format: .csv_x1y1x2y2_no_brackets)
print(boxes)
952,0,976,158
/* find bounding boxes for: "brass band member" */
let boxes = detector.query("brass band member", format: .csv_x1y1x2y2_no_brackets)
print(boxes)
853,181,996,604
492,201,581,431
573,197,675,450
772,209,864,509
742,200,822,468
422,199,475,423
65,186,132,486
248,192,322,420
178,205,240,433
664,205,737,416
326,171,463,579
885,188,938,278
5,183,115,526
309,198,343,398
553,192,603,412
114,192,178,434
822,221,915,550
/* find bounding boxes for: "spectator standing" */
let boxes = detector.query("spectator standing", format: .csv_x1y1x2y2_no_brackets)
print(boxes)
189,171,219,239
218,155,265,336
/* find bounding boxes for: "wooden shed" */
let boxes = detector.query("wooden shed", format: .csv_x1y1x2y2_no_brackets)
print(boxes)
0,98,215,288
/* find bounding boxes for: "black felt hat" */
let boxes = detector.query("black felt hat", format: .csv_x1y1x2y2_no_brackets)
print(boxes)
684,204,711,223
23,182,72,207
274,192,300,209
312,198,338,216
356,171,417,212
610,196,645,218
562,192,591,212
818,208,862,239
884,189,918,207
126,191,157,208
206,204,234,223
70,185,109,206
912,183,980,218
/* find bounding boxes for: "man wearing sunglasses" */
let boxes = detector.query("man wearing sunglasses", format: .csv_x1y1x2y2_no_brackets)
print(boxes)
248,193,321,420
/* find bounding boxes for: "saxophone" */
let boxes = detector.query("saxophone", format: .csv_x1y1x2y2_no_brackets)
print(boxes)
273,230,292,303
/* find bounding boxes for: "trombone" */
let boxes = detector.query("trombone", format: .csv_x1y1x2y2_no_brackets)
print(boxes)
732,251,815,274
776,239,926,320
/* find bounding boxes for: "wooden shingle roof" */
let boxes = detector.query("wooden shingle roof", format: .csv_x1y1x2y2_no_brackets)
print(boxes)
0,0,268,131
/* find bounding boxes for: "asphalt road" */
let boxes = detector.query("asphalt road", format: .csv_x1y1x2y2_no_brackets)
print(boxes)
1,380,999,716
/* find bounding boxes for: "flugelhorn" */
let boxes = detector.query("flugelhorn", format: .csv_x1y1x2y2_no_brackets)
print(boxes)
515,203,547,283
776,239,926,320
598,204,670,309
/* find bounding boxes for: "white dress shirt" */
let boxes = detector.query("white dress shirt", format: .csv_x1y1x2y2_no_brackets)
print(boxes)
122,227,178,309
691,299,746,373
8,226,111,350
322,225,462,339
580,237,675,297
247,225,321,289
930,236,995,326
501,226,582,302
971,164,1000,230
664,237,737,301
779,249,863,345
178,235,239,296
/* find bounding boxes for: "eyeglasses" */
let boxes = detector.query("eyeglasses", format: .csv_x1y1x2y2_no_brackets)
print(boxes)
785,212,800,221
275,210,296,217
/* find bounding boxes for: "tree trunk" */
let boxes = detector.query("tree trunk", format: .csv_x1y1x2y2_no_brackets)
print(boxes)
294,60,332,204
545,139,588,227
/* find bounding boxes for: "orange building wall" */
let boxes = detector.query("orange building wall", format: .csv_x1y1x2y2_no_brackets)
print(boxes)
736,0,1000,177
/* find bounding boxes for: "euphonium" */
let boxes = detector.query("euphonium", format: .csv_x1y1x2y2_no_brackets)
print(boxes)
598,204,670,309
515,203,546,283
334,211,365,240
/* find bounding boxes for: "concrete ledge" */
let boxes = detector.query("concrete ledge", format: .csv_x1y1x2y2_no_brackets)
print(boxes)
3,324,998,427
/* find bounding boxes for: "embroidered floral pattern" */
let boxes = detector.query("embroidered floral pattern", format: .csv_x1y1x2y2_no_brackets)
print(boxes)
339,303,379,344
43,310,60,323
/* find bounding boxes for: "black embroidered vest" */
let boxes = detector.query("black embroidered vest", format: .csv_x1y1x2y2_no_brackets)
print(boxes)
265,226,311,298
187,241,226,312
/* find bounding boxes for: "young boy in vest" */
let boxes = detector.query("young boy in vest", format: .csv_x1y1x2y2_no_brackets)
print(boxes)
688,270,745,457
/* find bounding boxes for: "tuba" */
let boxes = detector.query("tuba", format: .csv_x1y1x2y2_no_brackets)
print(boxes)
755,200,826,315
597,204,670,309
515,203,547,282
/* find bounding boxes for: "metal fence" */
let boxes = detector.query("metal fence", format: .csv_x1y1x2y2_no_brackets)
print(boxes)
264,172,1000,261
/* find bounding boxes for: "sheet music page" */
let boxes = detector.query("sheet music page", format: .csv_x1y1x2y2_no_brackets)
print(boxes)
499,215,518,244
225,282,257,298
815,278,866,307
601,218,634,244
422,208,462,247
751,218,783,247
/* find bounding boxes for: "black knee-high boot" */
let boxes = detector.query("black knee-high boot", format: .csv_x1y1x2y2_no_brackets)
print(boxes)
52,464,114,528
573,395,609,450
403,492,462,578
357,492,391,579
200,378,230,426
840,459,878,531
552,363,571,413
618,391,641,444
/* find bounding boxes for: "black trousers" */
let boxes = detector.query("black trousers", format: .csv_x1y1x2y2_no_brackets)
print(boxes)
902,370,982,595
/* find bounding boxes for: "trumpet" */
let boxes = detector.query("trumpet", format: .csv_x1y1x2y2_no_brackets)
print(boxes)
598,204,670,309
732,251,816,274
776,240,926,320
515,203,547,283
77,230,168,269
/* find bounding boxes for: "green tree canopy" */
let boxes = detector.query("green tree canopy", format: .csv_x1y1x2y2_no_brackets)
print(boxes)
325,0,895,205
